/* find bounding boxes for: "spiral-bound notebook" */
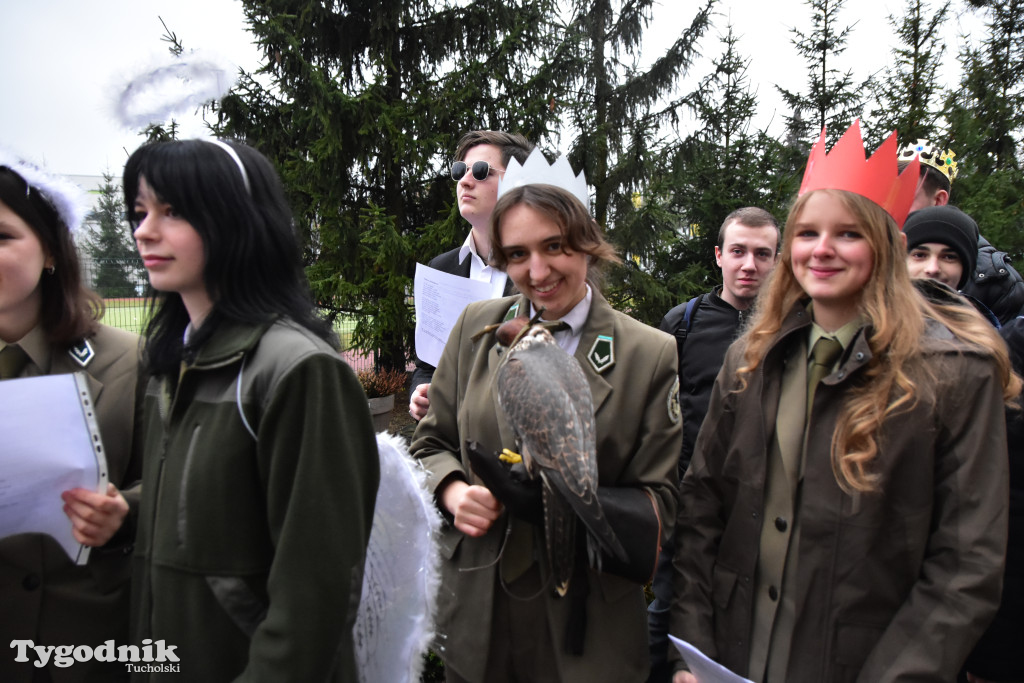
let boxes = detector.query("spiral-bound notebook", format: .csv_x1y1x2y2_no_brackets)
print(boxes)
0,372,109,565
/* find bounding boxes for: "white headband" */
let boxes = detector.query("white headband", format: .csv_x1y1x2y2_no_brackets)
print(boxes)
206,139,251,194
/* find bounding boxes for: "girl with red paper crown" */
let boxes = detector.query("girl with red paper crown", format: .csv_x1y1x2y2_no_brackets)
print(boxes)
669,121,1018,683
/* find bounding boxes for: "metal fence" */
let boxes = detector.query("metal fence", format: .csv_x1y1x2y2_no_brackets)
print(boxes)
80,256,374,373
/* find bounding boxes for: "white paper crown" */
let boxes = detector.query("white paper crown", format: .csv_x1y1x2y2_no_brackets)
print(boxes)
498,148,591,213
0,147,88,234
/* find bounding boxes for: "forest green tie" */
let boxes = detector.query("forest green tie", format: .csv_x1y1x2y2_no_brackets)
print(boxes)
807,337,842,419
0,344,30,379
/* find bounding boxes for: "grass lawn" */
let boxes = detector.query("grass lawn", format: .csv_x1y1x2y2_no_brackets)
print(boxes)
101,298,359,350
100,297,150,335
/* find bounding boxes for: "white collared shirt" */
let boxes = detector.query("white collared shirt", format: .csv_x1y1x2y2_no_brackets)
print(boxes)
458,230,508,300
528,284,592,356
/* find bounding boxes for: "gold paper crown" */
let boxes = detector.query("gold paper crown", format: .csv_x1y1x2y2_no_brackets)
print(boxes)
898,139,958,183
800,120,920,228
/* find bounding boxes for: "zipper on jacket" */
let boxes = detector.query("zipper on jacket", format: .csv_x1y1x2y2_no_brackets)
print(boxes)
176,423,203,548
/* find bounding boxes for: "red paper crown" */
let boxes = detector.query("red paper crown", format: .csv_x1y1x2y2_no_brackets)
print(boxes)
799,120,921,228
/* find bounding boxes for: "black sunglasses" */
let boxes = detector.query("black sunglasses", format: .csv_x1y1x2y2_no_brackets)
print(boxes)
450,160,501,182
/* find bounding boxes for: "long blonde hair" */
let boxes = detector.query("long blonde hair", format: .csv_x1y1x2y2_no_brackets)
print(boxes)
738,189,1019,493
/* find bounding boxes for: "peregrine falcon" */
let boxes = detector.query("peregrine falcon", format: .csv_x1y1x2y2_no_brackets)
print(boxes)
494,318,628,595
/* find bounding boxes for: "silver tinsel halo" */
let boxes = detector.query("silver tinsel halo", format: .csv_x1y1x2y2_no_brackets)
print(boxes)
0,147,88,234
113,50,239,130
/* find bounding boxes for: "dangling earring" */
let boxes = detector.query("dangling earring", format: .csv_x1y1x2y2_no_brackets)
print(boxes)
46,266,55,275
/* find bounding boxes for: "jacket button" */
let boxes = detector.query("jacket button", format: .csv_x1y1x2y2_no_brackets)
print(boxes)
22,573,41,591
768,586,778,601
774,517,787,532
855,352,864,361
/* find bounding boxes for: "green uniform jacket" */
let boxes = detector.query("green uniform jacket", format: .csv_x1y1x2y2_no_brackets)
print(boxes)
0,323,144,683
131,319,379,682
412,293,681,683
671,303,1008,682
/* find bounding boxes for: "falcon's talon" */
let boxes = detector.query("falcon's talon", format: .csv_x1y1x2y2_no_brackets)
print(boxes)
500,448,523,464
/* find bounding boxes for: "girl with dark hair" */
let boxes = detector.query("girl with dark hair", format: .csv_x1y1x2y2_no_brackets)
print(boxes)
670,123,1018,682
412,150,681,682
124,138,379,681
0,153,143,683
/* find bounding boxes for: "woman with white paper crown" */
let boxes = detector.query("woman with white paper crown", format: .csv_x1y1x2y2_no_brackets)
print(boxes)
0,151,144,682
669,121,1018,682
412,148,681,682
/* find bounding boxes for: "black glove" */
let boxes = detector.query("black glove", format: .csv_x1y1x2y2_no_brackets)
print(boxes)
466,440,543,525
596,487,662,585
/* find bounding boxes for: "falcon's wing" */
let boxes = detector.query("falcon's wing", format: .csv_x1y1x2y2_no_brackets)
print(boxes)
497,341,626,561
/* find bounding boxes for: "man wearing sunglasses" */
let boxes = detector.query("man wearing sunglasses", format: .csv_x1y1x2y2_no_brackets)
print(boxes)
410,130,534,420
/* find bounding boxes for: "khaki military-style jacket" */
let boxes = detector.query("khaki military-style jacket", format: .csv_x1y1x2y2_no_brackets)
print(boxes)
413,293,682,683
671,302,1008,683
0,323,144,683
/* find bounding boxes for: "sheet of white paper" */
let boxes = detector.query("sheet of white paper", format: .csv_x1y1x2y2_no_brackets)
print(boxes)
413,262,498,368
0,373,109,565
669,635,755,683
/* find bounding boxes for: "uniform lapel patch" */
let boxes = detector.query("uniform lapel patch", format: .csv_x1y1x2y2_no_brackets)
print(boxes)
587,334,615,374
68,339,95,368
503,302,520,322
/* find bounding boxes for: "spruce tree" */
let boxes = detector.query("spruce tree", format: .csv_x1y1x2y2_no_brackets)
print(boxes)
548,0,715,324
944,0,1024,256
217,0,564,370
777,0,868,146
865,0,951,147
657,25,802,311
81,173,142,299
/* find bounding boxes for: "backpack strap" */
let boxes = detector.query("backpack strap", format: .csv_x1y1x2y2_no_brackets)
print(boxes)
673,294,704,370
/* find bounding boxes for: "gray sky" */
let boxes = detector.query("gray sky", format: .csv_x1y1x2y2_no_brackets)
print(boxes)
0,0,981,178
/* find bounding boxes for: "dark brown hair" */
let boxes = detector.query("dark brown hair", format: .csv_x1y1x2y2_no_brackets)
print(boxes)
717,206,780,251
454,131,533,168
488,184,620,290
0,166,101,346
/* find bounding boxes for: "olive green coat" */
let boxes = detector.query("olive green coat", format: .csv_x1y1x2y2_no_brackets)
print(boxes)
0,323,144,683
131,319,379,682
413,293,681,683
671,303,1008,682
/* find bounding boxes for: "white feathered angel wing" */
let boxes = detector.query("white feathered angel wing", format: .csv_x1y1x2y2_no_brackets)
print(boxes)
354,432,443,683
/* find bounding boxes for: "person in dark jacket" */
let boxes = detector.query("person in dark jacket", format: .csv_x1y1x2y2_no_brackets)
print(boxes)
962,236,1024,325
409,131,532,419
898,138,1024,323
960,316,1024,683
904,205,978,292
903,205,1003,326
124,139,379,682
0,153,144,683
646,207,779,683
